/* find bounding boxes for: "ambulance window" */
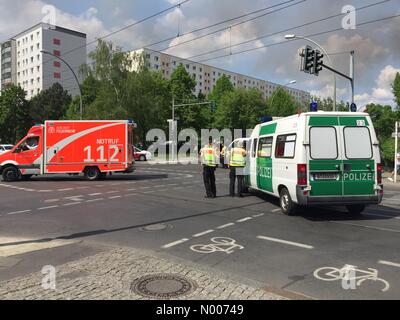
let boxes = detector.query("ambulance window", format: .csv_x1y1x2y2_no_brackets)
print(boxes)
20,136,39,151
310,127,338,160
258,137,273,158
344,127,372,159
252,139,258,158
275,134,296,159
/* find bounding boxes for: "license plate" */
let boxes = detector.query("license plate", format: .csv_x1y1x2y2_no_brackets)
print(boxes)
314,173,339,181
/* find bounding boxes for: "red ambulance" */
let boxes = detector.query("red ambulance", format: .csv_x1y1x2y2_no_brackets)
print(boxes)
0,120,135,181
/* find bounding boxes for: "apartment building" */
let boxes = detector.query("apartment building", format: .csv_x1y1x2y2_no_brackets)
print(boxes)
132,48,311,105
0,23,86,99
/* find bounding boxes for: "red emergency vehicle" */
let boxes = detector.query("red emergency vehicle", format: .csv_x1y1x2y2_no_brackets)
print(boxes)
0,120,135,181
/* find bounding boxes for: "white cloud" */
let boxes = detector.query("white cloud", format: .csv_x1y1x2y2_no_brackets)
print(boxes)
311,85,348,99
355,65,400,107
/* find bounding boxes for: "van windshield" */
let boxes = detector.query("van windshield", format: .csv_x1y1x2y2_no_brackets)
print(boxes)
344,127,372,159
310,127,338,160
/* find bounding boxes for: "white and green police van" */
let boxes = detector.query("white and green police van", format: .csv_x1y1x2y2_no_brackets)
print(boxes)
244,112,383,215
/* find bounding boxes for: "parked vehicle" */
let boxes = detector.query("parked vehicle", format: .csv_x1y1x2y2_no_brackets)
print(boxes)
243,111,383,215
0,120,136,181
134,147,152,161
0,145,13,155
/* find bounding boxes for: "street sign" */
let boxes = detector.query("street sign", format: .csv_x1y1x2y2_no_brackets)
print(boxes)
392,133,400,138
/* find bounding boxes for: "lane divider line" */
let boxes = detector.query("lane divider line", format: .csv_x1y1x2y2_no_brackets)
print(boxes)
378,260,400,268
7,210,32,215
38,205,59,211
217,223,235,229
237,217,253,223
63,202,82,206
162,239,190,249
257,235,314,250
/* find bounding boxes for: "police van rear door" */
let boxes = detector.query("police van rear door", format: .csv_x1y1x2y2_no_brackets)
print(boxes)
340,117,375,196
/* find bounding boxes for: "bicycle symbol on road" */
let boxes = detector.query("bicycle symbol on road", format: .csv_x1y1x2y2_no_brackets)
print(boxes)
314,265,390,292
190,237,244,255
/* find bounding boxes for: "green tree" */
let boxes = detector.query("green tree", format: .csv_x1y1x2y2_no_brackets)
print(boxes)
29,82,72,123
214,88,267,132
268,87,297,117
393,72,400,108
208,75,234,104
0,85,31,144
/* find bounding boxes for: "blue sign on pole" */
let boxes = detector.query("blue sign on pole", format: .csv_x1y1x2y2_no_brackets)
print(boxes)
350,103,357,112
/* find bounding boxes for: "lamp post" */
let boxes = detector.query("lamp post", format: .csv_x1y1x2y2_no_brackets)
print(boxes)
41,50,83,120
269,80,297,108
285,34,337,111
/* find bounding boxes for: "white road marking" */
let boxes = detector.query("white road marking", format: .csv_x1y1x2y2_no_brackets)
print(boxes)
7,210,31,215
38,205,59,211
38,190,52,193
252,213,265,218
63,202,82,206
271,208,281,213
237,217,253,223
44,199,60,203
162,239,190,249
109,196,122,199
58,188,73,192
89,193,103,196
125,193,137,197
257,236,314,249
106,191,119,194
379,260,400,268
86,198,104,203
142,191,155,194
193,230,214,238
64,195,83,199
217,223,235,229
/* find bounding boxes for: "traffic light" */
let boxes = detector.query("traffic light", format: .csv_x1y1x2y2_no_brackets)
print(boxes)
300,45,315,74
350,103,357,112
314,49,324,76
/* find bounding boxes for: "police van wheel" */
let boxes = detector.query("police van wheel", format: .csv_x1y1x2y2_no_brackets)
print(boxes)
279,188,296,216
346,205,365,215
2,167,21,182
84,167,101,181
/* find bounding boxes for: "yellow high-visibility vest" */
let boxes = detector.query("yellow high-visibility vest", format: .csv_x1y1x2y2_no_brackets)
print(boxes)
202,146,217,167
230,147,246,167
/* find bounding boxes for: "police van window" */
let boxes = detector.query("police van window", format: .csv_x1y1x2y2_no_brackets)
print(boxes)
344,127,372,159
310,127,338,160
275,134,296,158
258,137,273,158
252,139,258,158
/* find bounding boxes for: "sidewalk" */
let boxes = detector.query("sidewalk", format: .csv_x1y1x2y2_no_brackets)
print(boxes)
0,247,289,300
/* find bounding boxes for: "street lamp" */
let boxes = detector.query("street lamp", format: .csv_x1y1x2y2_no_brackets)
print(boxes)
269,80,297,108
41,50,83,120
285,34,337,111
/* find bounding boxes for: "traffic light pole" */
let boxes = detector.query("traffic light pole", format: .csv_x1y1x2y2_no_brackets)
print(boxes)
321,62,355,111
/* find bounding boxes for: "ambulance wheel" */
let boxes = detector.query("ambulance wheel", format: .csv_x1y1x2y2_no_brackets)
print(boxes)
84,167,101,181
139,155,146,161
279,187,297,216
346,205,365,215
2,167,21,182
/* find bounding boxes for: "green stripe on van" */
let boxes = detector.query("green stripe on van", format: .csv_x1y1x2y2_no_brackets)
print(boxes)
259,123,277,136
309,116,369,127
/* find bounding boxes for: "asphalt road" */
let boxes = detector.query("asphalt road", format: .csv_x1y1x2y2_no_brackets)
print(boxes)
0,162,399,300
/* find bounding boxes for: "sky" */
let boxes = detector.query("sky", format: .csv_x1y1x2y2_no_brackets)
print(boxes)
1,0,399,107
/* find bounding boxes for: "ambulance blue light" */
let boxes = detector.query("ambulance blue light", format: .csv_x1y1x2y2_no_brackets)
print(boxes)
260,116,273,124
310,101,318,112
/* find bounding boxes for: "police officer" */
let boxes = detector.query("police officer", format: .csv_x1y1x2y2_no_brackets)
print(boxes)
220,142,227,169
228,140,247,198
200,138,217,199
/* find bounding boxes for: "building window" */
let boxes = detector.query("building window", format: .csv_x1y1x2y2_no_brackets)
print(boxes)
53,61,61,68
54,72,61,79
53,50,60,56
31,46,33,52
154,56,159,61
37,66,40,72
36,43,40,49
53,38,61,45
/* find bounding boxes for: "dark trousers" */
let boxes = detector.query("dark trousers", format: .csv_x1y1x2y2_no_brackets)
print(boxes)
230,167,244,196
203,166,216,197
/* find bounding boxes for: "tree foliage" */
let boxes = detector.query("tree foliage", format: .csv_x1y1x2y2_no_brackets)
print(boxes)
267,87,297,117
393,72,400,108
0,85,31,144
